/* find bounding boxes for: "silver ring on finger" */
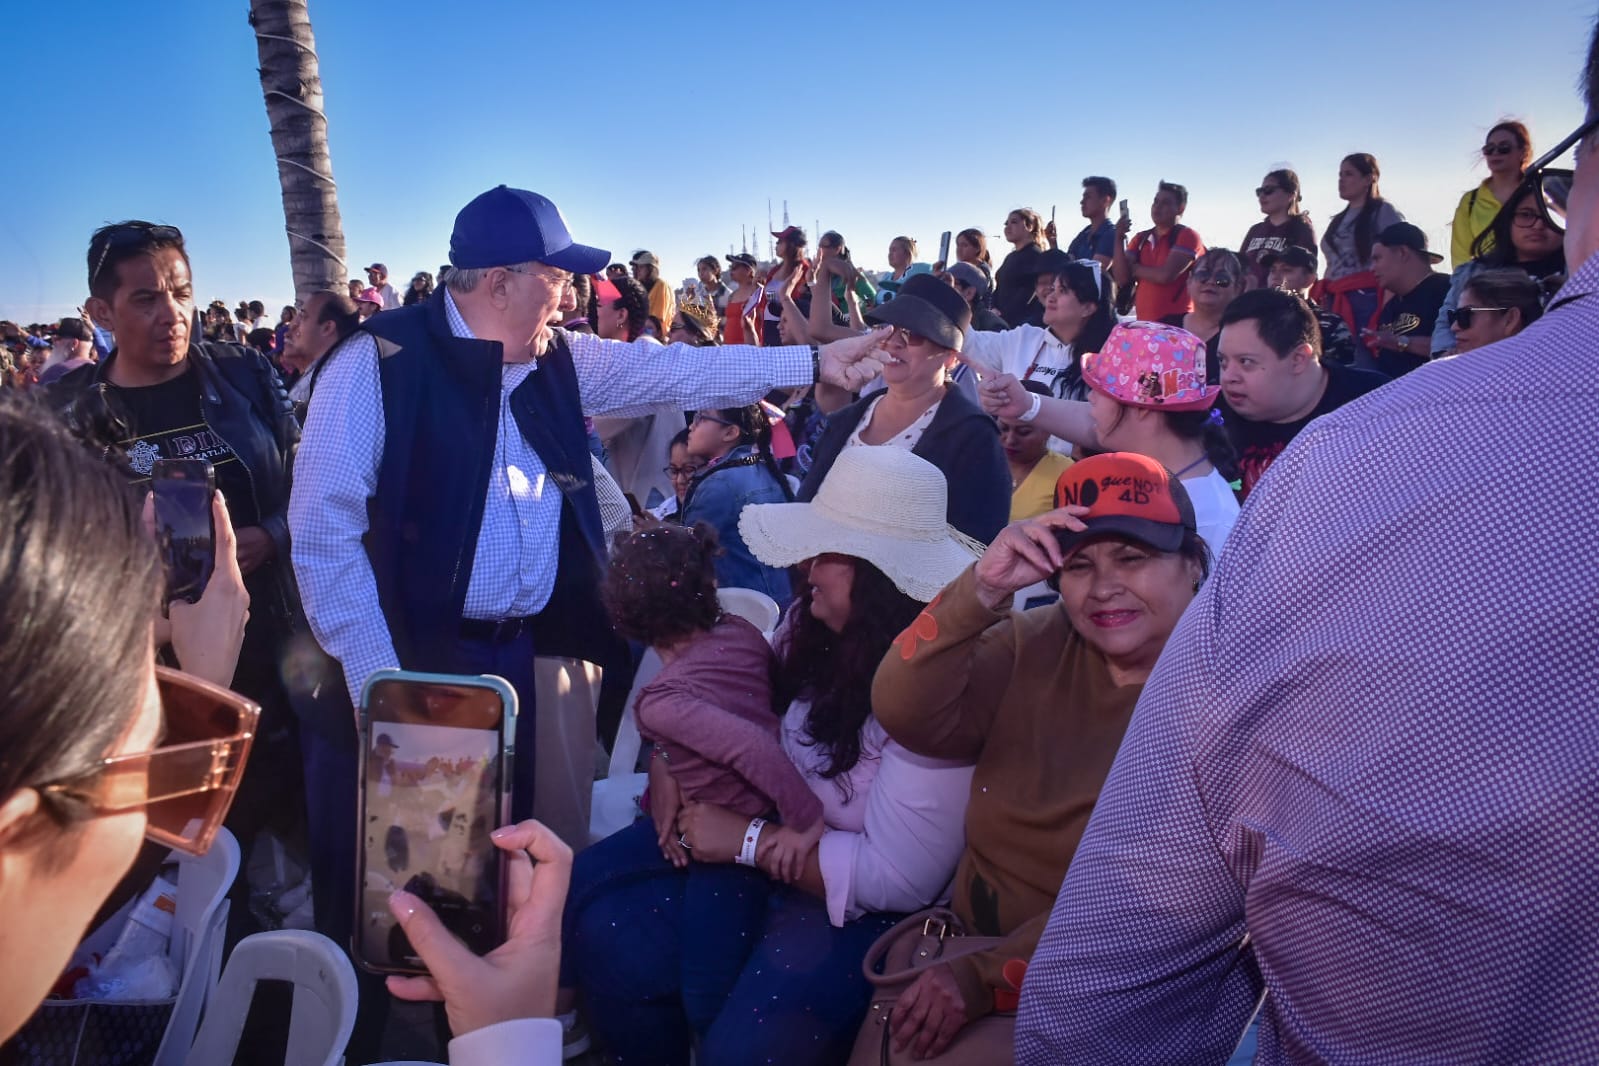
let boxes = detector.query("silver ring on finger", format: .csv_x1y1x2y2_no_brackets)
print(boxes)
677,834,692,850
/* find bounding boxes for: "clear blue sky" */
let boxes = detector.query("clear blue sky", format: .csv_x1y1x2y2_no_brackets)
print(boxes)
3,0,1594,324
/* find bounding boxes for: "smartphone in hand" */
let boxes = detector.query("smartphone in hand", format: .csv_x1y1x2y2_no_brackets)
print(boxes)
151,458,215,604
354,670,518,976
1118,199,1131,224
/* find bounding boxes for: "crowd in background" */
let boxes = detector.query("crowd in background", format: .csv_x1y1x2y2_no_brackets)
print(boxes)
2,97,1596,1066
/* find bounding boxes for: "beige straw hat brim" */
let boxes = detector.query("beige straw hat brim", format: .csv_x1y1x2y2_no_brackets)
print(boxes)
738,449,983,603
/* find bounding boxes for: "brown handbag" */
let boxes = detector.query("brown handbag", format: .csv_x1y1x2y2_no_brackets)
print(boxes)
845,908,1017,1066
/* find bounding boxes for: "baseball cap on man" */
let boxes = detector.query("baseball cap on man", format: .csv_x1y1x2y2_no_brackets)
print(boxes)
865,273,972,351
1052,452,1197,555
1375,222,1444,264
449,185,610,273
365,262,388,274
726,252,758,270
772,225,807,246
1260,245,1318,273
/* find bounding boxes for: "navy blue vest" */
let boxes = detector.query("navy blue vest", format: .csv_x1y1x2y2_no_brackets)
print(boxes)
359,290,618,670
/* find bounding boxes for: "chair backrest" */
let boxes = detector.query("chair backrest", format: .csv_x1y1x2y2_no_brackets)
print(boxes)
606,647,662,781
153,826,240,1066
716,586,782,638
184,930,357,1066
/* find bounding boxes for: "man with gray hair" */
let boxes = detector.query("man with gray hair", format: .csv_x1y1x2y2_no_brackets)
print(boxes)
288,186,884,1052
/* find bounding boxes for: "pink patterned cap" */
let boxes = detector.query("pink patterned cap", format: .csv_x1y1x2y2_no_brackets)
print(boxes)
1081,321,1220,413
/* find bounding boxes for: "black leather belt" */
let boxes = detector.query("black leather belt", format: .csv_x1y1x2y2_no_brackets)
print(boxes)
458,616,535,643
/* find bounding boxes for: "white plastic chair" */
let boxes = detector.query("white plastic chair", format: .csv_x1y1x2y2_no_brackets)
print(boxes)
715,586,782,638
587,587,785,845
184,930,357,1066
153,825,241,1066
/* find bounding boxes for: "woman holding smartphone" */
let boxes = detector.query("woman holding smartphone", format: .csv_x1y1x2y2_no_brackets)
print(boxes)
0,396,581,1064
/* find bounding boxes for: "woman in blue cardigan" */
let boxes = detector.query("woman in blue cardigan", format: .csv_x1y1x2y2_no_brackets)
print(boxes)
798,273,1009,545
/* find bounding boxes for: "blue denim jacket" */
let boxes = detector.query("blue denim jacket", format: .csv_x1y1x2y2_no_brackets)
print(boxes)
681,443,793,607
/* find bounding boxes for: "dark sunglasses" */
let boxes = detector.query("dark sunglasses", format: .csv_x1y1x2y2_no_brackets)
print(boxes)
1254,185,1284,197
40,667,259,856
1482,142,1518,157
1192,270,1236,287
1447,306,1509,329
89,223,184,289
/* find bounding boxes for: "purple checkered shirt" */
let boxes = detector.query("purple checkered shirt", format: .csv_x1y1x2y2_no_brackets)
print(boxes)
1016,252,1599,1063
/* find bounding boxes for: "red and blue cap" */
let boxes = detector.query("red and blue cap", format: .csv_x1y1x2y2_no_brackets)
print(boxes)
449,185,610,273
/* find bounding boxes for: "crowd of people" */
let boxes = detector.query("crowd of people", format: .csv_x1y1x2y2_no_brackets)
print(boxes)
2,41,1598,1066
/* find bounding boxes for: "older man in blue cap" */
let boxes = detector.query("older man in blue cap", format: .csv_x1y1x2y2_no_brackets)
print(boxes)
287,187,883,1054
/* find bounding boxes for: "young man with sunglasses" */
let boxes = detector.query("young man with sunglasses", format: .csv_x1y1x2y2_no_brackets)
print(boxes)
1017,30,1599,1063
43,222,310,951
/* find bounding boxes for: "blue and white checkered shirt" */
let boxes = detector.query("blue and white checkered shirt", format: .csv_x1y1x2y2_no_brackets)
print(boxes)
289,291,811,706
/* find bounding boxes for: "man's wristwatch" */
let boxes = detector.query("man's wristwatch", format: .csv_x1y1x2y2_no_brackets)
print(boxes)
1398,336,1410,352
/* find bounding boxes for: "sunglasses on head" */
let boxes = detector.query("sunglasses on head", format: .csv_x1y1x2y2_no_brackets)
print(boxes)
89,223,184,289
1446,306,1509,329
39,667,259,856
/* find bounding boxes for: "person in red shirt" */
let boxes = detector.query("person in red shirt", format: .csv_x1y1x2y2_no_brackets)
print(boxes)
1111,181,1205,321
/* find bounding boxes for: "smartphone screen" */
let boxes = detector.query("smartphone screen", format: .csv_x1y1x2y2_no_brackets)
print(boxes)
355,672,515,976
151,458,215,604
1119,199,1131,223
937,231,952,266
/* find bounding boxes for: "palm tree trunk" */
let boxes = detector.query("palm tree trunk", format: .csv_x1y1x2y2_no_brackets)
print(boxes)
248,0,347,299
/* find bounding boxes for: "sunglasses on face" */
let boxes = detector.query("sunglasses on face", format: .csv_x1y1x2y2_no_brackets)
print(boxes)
1192,270,1236,287
40,667,259,856
1255,185,1283,197
89,223,184,289
883,327,931,348
1447,305,1509,329
1482,142,1518,157
1513,113,1599,234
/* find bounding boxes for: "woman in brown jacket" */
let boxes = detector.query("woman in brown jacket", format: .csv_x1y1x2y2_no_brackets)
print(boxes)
869,451,1209,1060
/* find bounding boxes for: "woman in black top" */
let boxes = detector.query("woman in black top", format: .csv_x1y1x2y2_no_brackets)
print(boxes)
993,208,1049,328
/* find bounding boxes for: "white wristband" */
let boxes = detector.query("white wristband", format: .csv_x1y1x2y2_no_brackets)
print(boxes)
736,818,766,867
1018,392,1043,423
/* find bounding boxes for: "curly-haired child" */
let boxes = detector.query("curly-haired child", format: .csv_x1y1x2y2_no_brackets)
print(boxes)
558,522,823,1041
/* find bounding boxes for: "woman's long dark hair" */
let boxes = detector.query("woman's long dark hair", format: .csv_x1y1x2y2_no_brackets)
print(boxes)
1053,259,1116,351
775,559,923,793
1167,408,1241,484
0,396,162,848
712,404,794,502
1327,153,1384,267
1470,181,1568,280
957,227,991,265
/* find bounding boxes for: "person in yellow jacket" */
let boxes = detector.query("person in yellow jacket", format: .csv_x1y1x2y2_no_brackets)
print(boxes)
1449,120,1532,268
630,250,677,334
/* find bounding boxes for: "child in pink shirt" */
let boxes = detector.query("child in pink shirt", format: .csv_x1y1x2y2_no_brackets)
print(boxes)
560,523,822,1038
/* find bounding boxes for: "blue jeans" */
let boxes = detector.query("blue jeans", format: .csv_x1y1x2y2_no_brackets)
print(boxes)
563,818,771,1040
566,821,900,1066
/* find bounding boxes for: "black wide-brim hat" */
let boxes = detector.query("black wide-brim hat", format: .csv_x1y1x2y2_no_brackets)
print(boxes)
865,273,971,351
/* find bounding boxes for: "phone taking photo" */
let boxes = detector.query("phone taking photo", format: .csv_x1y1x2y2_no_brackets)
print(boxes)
1119,199,1131,224
937,231,952,267
354,670,517,977
151,458,215,604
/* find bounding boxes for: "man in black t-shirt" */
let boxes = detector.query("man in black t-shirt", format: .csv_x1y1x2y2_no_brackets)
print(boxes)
1365,222,1452,377
1216,289,1389,499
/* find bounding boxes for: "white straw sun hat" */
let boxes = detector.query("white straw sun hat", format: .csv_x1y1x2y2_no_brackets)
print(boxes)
738,448,983,603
